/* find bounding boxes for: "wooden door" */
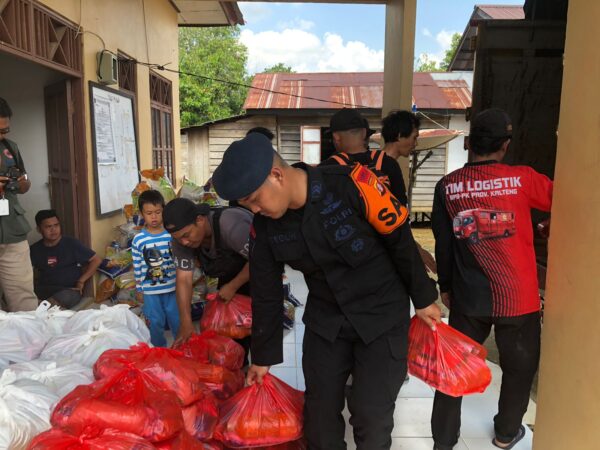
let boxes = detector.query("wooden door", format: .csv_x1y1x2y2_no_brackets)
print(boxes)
44,80,78,238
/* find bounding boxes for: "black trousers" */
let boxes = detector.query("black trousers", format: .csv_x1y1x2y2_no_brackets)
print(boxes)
431,311,541,448
302,318,407,450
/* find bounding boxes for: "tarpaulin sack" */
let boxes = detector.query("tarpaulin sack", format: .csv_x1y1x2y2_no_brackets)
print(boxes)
95,344,211,406
27,428,156,450
407,316,492,397
215,374,304,448
154,431,210,450
0,373,59,450
174,331,245,370
63,304,150,343
201,293,252,339
41,322,142,367
4,359,94,399
0,310,49,365
182,389,219,440
51,368,183,442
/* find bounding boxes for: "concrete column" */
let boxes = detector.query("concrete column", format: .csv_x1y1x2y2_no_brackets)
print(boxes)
533,1,600,448
383,0,416,187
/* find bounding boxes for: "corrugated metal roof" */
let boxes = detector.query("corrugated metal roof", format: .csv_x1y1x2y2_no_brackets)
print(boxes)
244,72,472,111
476,4,526,20
174,1,244,27
449,4,525,71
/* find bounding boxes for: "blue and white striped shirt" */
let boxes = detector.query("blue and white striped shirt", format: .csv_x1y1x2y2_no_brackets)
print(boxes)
131,229,176,295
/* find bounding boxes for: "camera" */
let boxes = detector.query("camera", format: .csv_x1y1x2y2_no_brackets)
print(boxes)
0,166,22,193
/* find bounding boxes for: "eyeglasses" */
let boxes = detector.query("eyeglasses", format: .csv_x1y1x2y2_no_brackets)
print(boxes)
0,128,9,134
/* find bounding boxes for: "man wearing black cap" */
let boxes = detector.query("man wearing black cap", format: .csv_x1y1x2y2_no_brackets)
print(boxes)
212,132,441,450
162,198,253,346
321,108,408,205
431,108,553,450
322,108,436,274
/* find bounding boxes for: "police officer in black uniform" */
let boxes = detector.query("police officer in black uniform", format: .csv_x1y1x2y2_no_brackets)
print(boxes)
212,133,441,450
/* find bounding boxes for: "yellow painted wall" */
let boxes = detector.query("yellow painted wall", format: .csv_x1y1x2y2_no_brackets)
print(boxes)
40,0,181,252
534,1,600,448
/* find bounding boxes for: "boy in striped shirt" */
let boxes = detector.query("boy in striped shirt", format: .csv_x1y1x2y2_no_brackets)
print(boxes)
132,190,179,347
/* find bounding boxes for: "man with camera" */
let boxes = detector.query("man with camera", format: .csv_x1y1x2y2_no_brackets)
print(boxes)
0,97,38,311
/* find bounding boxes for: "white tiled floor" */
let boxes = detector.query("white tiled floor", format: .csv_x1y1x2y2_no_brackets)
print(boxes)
273,267,536,450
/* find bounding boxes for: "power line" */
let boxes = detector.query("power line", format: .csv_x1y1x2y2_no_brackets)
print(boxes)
112,53,455,118
116,54,374,109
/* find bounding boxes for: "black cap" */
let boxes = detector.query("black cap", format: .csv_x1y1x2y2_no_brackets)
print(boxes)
470,108,513,138
213,133,275,201
163,198,210,233
328,108,376,136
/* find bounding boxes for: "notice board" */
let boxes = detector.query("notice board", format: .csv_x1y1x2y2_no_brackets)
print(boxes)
89,82,139,217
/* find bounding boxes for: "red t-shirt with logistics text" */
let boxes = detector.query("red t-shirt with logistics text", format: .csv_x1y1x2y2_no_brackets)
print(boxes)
432,160,553,317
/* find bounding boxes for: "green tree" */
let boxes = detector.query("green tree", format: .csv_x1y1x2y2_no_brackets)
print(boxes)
261,63,294,73
415,54,440,72
179,27,249,127
440,32,462,71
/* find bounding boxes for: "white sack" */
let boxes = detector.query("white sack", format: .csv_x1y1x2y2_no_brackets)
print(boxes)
29,300,76,336
0,311,49,365
63,304,150,343
3,359,94,399
0,372,58,450
41,322,142,367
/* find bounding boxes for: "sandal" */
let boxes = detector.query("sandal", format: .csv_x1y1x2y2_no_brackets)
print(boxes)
492,424,526,449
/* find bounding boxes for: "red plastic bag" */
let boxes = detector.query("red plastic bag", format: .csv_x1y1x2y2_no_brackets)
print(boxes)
201,293,252,339
51,368,183,442
154,431,209,449
225,439,307,450
215,374,304,448
182,389,219,440
95,343,208,405
201,365,245,400
27,428,156,449
407,316,492,397
95,343,244,401
174,330,245,370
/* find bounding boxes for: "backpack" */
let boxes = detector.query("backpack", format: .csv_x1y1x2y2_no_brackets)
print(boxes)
327,150,391,188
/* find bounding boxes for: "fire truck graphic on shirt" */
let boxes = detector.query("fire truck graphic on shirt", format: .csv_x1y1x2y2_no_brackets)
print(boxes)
433,162,553,317
453,208,516,244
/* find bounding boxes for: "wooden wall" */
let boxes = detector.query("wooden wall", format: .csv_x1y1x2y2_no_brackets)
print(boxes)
277,114,382,165
409,116,450,213
182,112,452,213
208,116,277,174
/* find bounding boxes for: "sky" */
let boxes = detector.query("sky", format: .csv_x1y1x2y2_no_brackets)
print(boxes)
238,0,525,74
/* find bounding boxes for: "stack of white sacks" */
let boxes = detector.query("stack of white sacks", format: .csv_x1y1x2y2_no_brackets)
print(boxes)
0,302,151,449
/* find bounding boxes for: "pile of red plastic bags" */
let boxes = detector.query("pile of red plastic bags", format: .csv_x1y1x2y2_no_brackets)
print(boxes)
27,329,305,450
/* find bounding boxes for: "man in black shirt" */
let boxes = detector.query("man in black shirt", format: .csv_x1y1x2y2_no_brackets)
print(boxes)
30,210,101,309
320,108,408,205
163,199,252,347
212,133,441,450
321,108,436,273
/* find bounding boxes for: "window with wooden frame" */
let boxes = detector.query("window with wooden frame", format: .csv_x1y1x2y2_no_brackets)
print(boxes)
118,51,137,95
150,72,175,181
300,126,321,165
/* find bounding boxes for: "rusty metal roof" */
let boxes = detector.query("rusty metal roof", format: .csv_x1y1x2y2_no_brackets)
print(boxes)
244,72,472,111
476,4,525,20
449,4,525,71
